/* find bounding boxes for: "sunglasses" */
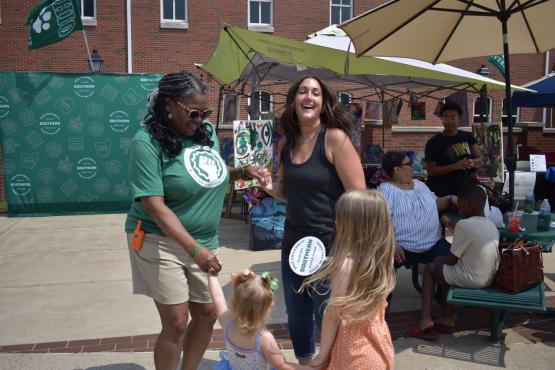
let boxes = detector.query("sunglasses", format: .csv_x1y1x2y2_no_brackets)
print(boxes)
176,101,213,121
400,161,413,167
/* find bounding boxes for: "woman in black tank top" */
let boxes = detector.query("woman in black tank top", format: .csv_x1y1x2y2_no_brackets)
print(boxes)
258,76,365,364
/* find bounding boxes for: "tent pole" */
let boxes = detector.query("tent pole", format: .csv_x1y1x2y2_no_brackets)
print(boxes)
381,91,385,150
216,85,224,134
249,72,258,119
501,14,516,207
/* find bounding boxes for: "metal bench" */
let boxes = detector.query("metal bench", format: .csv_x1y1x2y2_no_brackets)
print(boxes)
447,284,546,341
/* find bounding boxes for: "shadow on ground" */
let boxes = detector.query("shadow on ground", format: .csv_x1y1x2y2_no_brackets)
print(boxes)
79,364,147,370
406,331,508,367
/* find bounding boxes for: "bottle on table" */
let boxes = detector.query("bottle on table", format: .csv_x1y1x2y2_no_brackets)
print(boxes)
537,199,552,232
524,192,535,214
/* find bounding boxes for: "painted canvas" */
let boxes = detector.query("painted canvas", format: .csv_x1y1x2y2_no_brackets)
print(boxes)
249,197,286,250
219,137,234,166
472,122,504,182
222,94,240,124
346,102,364,152
364,101,381,121
410,95,426,120
382,98,402,126
233,120,273,189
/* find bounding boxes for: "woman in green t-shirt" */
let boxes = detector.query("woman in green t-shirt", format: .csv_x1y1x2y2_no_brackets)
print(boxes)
125,71,226,370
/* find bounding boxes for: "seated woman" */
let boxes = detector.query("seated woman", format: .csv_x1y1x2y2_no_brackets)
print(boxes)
378,151,457,269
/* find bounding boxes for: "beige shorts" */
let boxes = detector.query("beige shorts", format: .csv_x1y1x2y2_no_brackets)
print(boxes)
127,233,215,305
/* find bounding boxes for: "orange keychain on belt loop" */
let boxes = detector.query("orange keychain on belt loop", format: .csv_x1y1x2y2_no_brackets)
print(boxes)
132,220,145,251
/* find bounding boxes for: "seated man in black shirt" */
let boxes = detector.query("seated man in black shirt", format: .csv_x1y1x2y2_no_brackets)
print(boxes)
425,102,483,197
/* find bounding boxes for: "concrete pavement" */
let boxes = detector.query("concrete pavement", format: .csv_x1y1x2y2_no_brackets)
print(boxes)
0,213,554,369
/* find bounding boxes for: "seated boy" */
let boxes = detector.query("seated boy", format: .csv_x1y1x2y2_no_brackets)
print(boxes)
408,184,500,340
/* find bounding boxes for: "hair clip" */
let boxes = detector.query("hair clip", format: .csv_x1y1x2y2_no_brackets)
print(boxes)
261,271,279,293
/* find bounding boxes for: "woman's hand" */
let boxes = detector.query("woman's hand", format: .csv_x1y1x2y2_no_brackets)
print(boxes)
257,168,274,193
394,244,405,263
193,246,222,273
310,354,329,369
454,158,473,170
244,165,263,180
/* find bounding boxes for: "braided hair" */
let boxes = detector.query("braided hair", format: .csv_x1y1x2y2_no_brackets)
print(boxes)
144,71,213,158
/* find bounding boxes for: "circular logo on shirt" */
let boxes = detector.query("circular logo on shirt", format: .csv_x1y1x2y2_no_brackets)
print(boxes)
183,146,227,188
289,236,327,276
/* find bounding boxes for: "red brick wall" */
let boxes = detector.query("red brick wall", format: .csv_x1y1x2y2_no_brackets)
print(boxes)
1,1,554,205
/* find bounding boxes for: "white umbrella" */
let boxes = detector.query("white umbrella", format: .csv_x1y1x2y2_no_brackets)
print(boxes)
339,0,555,204
305,25,514,93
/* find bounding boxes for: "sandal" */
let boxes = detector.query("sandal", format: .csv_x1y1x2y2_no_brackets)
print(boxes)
434,323,456,334
406,324,439,342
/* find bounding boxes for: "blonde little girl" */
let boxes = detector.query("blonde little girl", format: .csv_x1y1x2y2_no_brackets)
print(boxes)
208,269,310,370
302,189,396,370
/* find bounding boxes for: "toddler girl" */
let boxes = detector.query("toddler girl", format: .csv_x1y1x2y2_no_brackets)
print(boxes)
302,189,396,370
208,269,309,370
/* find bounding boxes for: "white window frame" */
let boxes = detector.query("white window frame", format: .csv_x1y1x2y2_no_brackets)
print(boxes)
248,0,274,33
338,91,352,106
160,0,188,29
472,95,493,123
248,91,273,120
80,0,97,26
501,98,520,126
330,0,353,25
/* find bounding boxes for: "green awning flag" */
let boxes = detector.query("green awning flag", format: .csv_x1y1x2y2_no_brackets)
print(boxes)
486,55,505,77
27,0,83,49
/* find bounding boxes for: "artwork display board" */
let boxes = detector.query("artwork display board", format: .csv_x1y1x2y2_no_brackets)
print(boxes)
233,120,273,189
472,121,504,182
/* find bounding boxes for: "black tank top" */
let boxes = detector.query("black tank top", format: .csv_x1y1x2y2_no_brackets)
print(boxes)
281,130,344,252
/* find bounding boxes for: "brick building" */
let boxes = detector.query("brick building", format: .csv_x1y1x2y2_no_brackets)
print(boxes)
1,0,554,205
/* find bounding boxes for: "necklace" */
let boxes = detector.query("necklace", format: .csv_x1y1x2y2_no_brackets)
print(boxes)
300,133,317,143
299,127,321,143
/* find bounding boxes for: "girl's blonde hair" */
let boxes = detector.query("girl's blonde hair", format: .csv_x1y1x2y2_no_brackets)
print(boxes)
302,189,396,322
229,272,276,333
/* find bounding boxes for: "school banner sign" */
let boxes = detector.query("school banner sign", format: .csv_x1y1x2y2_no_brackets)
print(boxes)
486,55,505,77
0,72,162,216
27,0,83,49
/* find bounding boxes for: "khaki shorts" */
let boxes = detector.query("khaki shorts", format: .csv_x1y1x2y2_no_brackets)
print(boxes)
127,233,215,305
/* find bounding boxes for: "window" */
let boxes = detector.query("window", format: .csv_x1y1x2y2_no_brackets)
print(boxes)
80,0,96,26
338,92,352,106
81,0,95,18
501,98,519,126
249,0,273,29
472,96,492,123
248,91,273,119
161,0,188,28
331,0,352,25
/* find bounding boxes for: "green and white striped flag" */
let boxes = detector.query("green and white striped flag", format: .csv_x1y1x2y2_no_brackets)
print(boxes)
27,0,83,50
486,55,505,77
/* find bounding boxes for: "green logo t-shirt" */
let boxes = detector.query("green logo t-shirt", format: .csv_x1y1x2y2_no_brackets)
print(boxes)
125,124,229,249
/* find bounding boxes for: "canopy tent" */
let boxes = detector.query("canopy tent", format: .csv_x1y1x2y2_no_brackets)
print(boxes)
200,25,520,94
513,73,555,107
305,25,510,92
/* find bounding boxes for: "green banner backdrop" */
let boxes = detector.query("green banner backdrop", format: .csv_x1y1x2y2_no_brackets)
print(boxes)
0,72,162,216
